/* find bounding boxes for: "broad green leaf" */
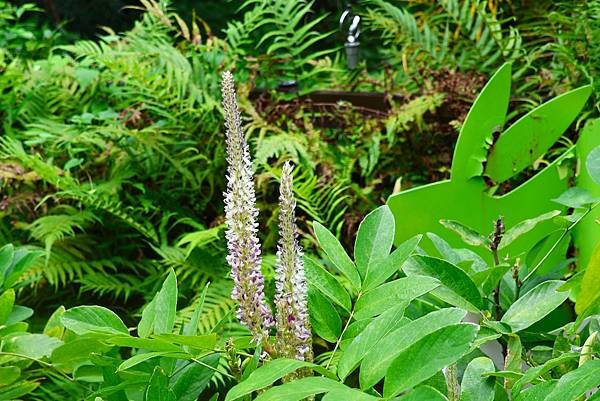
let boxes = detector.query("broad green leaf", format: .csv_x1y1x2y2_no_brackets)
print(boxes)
363,235,422,291
170,354,220,401
392,386,447,401
62,306,128,335
552,188,598,209
313,221,361,289
153,333,217,350
4,333,63,359
486,85,592,183
72,365,103,383
340,318,381,350
0,289,15,325
0,366,20,386
383,323,479,397
499,211,561,249
155,270,178,334
459,357,496,401
576,245,600,314
587,145,600,184
146,366,176,401
183,284,208,336
440,220,489,247
51,338,112,370
117,351,189,372
0,244,14,273
0,381,39,400
501,280,569,332
138,269,178,337
322,388,381,401
305,256,351,312
403,255,483,311
138,297,157,338
514,381,557,401
338,302,407,380
0,244,14,288
105,335,182,352
472,264,511,296
354,276,439,320
308,288,341,342
451,62,511,180
360,308,467,389
254,377,354,401
544,359,600,401
4,249,42,289
225,359,334,401
512,352,578,395
43,306,66,338
354,205,395,281
6,305,33,324
504,335,523,388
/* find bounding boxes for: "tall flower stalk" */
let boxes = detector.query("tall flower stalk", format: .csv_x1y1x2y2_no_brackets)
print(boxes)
221,71,274,344
274,161,312,362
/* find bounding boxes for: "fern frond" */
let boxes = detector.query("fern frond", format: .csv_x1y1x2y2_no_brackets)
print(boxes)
25,206,99,254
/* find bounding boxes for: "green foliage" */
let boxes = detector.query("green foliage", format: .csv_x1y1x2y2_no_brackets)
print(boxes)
2,1,600,400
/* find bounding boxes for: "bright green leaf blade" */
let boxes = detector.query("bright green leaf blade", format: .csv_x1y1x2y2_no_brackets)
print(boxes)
501,280,569,332
253,377,352,401
308,288,342,342
138,297,157,338
544,360,600,401
360,307,467,390
51,338,112,370
146,366,176,401
440,220,489,247
403,255,484,311
472,264,511,296
576,246,600,314
451,62,511,181
170,354,220,401
586,145,600,184
393,386,447,401
354,276,439,320
0,366,20,386
62,305,128,335
499,210,561,249
117,351,188,372
4,333,63,359
383,323,479,397
0,289,15,325
338,302,408,380
459,357,496,401
512,352,578,395
321,388,381,401
552,188,599,209
486,85,592,183
354,205,395,281
514,381,557,401
154,269,178,335
363,235,422,291
105,335,182,352
313,221,361,289
305,256,352,312
225,359,334,401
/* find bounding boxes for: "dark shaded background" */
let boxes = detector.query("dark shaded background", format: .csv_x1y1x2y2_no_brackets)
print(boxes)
8,0,349,38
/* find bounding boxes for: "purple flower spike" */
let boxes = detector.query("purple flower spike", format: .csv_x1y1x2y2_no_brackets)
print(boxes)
221,71,274,344
274,161,313,361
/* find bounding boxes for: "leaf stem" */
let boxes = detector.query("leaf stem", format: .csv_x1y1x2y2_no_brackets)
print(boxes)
326,292,361,371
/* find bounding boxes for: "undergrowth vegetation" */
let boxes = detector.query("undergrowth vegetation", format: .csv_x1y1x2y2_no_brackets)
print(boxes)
1,0,600,400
